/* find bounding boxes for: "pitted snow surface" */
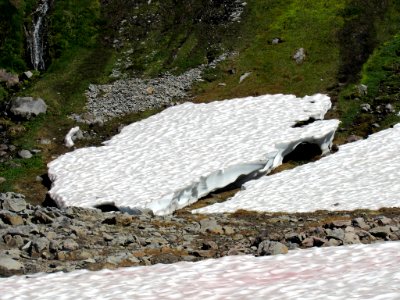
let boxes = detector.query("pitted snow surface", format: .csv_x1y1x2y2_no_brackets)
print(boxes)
194,124,400,214
1,242,399,300
48,94,338,215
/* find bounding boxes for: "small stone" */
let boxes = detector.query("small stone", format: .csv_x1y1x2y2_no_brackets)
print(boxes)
63,239,79,251
375,216,392,226
23,71,33,79
356,230,376,243
323,239,341,247
325,228,345,241
302,236,326,248
343,232,360,245
352,218,370,230
293,48,306,64
34,210,54,224
257,240,288,256
18,150,32,159
271,37,283,44
0,210,24,225
0,177,5,184
369,226,391,239
355,84,368,97
33,237,50,252
76,250,92,260
57,251,67,260
4,235,24,248
223,226,235,235
360,103,371,112
146,86,155,94
39,138,51,145
199,218,223,234
385,103,395,113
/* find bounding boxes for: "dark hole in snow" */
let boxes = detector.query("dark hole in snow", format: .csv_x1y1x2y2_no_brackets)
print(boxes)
283,142,322,163
207,170,264,195
95,204,120,212
43,194,58,208
292,118,316,128
40,173,52,190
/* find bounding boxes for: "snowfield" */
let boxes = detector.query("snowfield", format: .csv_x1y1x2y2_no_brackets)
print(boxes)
48,94,338,215
194,124,400,214
1,242,399,300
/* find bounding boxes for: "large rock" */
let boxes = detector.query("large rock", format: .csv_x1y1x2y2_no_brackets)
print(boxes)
0,192,26,212
18,150,32,159
10,97,47,119
257,240,288,256
0,256,24,276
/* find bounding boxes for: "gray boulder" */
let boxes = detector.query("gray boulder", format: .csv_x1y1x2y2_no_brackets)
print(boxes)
257,240,288,256
10,97,47,119
18,150,32,159
0,256,24,276
0,192,26,212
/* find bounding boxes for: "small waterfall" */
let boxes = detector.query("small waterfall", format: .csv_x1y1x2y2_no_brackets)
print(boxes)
27,0,50,70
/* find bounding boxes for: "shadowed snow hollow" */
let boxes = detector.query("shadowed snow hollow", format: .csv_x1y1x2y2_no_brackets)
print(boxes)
1,242,399,299
194,124,400,214
48,94,338,215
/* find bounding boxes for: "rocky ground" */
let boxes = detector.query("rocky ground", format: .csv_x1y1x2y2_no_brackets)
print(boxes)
76,53,232,124
1,192,399,277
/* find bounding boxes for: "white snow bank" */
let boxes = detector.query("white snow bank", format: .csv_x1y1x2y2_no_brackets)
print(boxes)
1,242,399,300
48,94,338,215
194,124,400,214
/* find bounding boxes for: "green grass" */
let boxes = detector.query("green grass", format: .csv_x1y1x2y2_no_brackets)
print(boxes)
193,0,347,102
101,0,241,77
336,33,400,139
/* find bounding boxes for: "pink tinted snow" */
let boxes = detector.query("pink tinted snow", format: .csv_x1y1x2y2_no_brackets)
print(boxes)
1,242,399,300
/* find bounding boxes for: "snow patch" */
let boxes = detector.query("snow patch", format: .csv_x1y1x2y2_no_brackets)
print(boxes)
64,127,81,148
1,242,399,299
48,94,338,215
194,124,400,214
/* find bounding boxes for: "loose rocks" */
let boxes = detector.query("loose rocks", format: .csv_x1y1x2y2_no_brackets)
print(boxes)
0,192,399,277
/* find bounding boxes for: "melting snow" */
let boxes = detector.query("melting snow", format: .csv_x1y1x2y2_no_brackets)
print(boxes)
194,124,400,214
48,94,338,215
1,242,399,300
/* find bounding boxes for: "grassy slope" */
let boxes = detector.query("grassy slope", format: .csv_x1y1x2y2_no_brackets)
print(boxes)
1,0,400,203
193,0,346,102
0,0,114,200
